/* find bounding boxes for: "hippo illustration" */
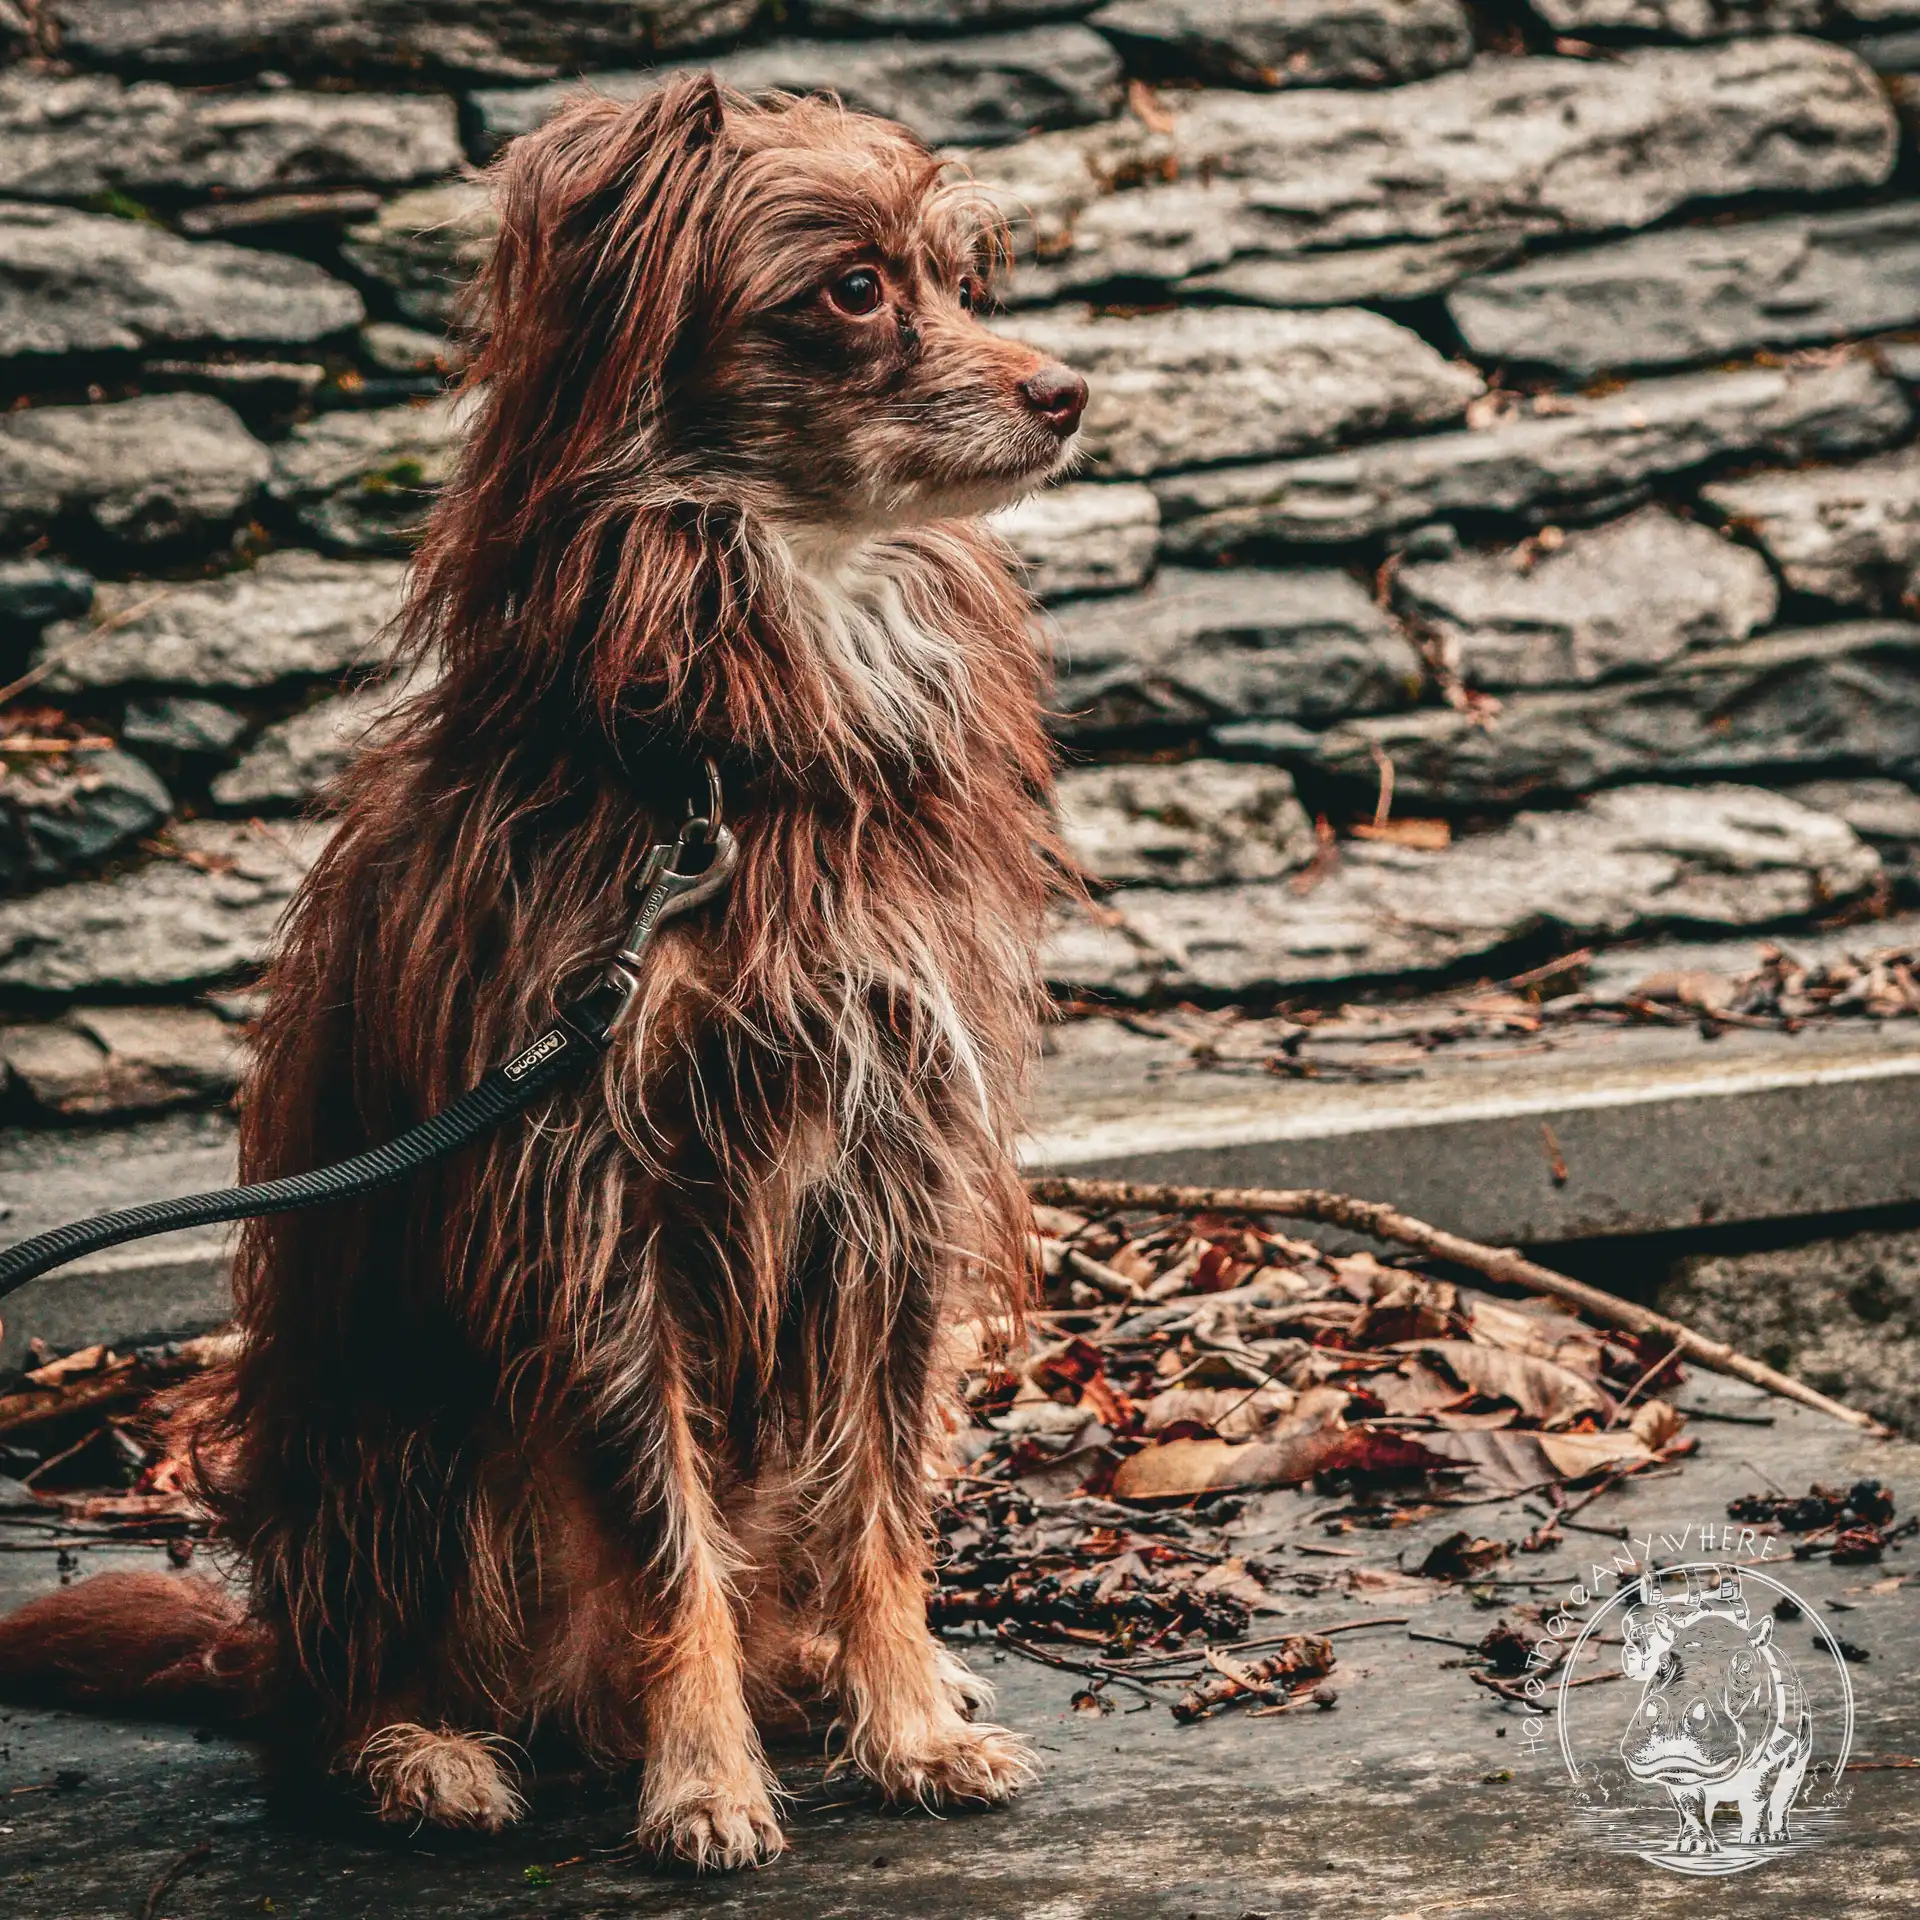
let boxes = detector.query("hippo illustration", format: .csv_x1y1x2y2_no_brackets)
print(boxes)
1618,1567,1813,1856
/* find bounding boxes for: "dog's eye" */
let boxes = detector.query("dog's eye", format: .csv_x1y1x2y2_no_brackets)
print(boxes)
828,269,883,317
957,277,977,313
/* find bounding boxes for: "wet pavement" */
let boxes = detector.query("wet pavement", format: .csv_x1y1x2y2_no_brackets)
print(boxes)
3,1370,1916,1919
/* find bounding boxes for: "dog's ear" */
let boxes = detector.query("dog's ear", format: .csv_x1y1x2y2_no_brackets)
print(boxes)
469,75,731,475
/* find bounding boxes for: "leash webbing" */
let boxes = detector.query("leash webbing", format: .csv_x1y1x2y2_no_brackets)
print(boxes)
0,808,737,1304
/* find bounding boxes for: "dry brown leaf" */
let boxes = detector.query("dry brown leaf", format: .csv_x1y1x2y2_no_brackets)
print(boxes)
1633,968,1736,1012
1419,1531,1509,1580
1191,1558,1278,1612
1628,1398,1685,1450
23,1344,113,1387
1461,1295,1604,1374
1430,1407,1519,1431
1111,1396,1443,1499
1110,1400,1351,1499
1329,1250,1401,1297
1361,1360,1468,1418
1419,1426,1651,1490
1030,1205,1088,1238
1344,1565,1438,1604
1402,1339,1609,1426
1536,1430,1656,1479
1140,1383,1294,1438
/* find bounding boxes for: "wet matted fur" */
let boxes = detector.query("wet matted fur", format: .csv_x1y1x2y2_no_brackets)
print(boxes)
0,78,1085,1871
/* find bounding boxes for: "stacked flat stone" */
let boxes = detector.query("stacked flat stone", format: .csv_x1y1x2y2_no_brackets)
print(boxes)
1,1,1918,1118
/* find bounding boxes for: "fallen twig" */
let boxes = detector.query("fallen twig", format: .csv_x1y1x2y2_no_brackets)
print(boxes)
1058,1243,1146,1302
1470,1668,1620,1705
994,1632,1163,1703
1025,1177,1889,1436
139,1839,212,1920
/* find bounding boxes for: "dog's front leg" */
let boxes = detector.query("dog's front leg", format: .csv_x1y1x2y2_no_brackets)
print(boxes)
616,1360,784,1870
811,1311,1036,1810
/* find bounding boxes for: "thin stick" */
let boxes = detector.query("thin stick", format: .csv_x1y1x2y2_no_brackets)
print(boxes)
1471,1668,1620,1705
1608,1343,1684,1429
1061,1244,1146,1302
1409,1630,1484,1653
0,587,177,710
1026,1177,1889,1436
993,1633,1162,1702
139,1840,212,1920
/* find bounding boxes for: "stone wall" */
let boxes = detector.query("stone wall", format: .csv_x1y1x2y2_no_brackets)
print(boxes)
2,1,1920,1122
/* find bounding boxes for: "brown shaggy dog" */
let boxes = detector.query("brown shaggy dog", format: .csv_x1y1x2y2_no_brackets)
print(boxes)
0,77,1086,1869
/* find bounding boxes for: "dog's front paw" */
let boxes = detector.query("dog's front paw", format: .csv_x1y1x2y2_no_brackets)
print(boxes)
353,1723,525,1833
858,1718,1038,1810
638,1780,786,1872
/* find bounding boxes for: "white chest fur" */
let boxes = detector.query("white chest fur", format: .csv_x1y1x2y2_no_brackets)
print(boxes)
781,536,971,763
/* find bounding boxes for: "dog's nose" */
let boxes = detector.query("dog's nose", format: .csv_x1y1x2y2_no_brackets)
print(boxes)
1019,363,1088,436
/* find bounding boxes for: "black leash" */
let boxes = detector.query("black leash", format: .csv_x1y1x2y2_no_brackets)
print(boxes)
0,793,738,1304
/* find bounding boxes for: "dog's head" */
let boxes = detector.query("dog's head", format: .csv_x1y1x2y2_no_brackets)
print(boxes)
473,75,1086,538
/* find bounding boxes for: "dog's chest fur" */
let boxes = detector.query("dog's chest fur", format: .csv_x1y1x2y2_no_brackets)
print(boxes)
743,537,1028,1143
783,535,971,766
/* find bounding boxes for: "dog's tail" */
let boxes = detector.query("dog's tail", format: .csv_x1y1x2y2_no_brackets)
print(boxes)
0,1571,269,1724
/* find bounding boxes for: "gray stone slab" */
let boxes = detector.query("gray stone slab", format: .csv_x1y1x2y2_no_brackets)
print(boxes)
1046,783,1882,997
119,694,247,755
812,0,1099,24
1858,25,1920,67
0,558,91,642
39,0,760,83
338,179,495,329
1155,354,1912,557
1309,623,1920,806
1703,444,1920,611
0,818,327,996
1530,0,1819,35
210,668,421,807
1005,305,1481,478
1089,0,1472,87
0,68,460,201
1047,565,1425,733
1394,506,1779,690
37,551,405,691
973,40,1895,286
0,1109,236,1368
2,1007,241,1122
0,747,170,889
471,25,1124,153
1783,775,1920,845
998,179,1537,308
1841,0,1920,22
267,396,467,554
0,205,363,360
0,392,268,550
1056,758,1316,886
1031,991,1920,1245
5,933,1920,1361
987,481,1158,602
1450,201,1920,376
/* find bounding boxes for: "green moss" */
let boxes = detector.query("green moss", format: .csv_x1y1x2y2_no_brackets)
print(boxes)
87,190,162,226
358,457,429,495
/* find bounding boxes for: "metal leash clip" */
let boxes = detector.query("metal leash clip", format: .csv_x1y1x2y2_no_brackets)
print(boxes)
590,763,739,1035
